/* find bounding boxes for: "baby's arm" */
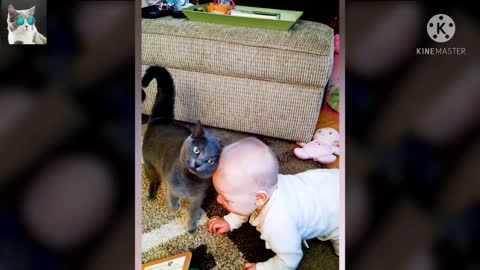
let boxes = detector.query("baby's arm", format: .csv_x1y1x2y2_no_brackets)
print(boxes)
208,213,249,236
255,251,303,270
224,212,249,230
255,224,303,270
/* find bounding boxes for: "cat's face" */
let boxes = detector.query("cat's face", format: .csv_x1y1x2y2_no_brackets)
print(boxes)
181,121,222,179
7,5,36,33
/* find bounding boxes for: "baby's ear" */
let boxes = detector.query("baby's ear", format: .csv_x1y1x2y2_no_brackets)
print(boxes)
255,191,269,207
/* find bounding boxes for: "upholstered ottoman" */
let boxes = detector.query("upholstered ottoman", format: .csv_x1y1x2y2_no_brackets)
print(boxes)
142,16,334,142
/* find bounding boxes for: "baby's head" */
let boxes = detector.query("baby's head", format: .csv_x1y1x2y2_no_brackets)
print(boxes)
213,137,279,216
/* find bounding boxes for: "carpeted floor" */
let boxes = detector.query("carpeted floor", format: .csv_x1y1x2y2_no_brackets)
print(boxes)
141,123,339,270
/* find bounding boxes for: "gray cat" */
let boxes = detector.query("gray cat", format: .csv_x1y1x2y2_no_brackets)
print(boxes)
142,66,222,234
7,5,47,44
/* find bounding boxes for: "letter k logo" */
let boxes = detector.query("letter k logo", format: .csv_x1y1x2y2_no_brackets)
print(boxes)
427,14,455,43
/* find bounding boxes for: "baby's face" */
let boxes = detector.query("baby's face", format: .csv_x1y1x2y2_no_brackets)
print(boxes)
213,172,258,216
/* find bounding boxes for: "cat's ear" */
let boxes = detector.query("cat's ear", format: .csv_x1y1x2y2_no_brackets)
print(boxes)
26,6,36,16
8,5,16,15
192,120,205,139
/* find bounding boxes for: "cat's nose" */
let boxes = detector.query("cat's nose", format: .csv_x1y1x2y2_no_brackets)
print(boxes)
188,160,200,170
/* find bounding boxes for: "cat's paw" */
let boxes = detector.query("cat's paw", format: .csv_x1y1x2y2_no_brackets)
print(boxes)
148,191,156,200
148,188,157,200
187,225,198,235
148,182,159,200
186,216,200,235
168,198,179,212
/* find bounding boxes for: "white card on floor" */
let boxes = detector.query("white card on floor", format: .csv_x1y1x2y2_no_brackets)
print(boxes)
142,251,192,270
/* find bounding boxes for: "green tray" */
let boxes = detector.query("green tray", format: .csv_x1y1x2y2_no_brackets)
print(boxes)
182,4,303,31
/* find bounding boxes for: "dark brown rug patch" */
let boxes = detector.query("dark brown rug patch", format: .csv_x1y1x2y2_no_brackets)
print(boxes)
202,184,276,264
189,244,216,270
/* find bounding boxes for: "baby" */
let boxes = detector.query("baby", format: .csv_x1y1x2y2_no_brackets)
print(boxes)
207,137,339,270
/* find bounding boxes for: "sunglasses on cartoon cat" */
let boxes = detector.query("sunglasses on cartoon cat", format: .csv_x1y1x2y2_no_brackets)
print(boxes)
17,17,35,25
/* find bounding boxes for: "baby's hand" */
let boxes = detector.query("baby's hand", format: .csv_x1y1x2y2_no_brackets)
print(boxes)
207,216,230,236
243,262,256,270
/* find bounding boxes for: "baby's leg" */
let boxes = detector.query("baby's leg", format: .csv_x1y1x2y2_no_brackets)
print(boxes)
317,236,340,256
331,238,339,256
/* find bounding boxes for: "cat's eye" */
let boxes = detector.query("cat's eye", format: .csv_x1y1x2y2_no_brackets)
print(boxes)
27,17,35,25
193,146,200,154
207,159,215,165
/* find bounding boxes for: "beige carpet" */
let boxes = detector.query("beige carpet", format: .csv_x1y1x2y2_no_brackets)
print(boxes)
141,123,339,270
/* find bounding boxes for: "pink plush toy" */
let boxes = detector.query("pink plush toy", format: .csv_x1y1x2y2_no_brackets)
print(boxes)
294,127,340,164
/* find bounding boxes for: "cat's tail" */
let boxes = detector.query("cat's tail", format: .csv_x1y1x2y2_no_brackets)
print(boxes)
142,65,175,122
